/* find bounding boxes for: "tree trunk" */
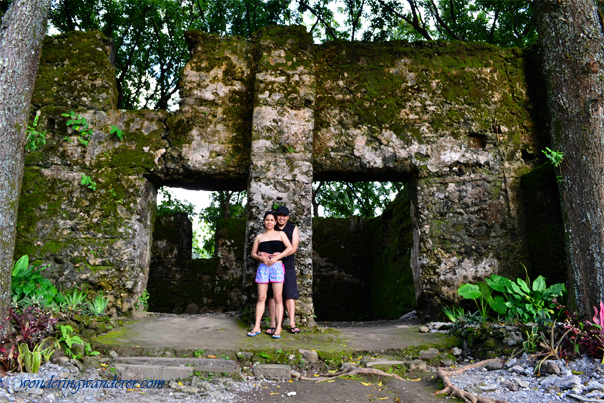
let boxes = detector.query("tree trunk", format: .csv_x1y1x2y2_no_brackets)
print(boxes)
0,0,50,323
535,0,604,317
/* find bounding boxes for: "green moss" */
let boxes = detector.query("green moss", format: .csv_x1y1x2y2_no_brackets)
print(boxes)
314,40,533,160
33,31,117,110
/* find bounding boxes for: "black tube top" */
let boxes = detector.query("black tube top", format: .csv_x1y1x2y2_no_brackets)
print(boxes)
258,240,286,254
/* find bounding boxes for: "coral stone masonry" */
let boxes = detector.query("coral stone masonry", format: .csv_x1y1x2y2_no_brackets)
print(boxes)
16,26,553,322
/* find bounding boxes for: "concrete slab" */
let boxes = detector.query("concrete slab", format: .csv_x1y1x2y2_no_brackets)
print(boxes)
93,314,458,356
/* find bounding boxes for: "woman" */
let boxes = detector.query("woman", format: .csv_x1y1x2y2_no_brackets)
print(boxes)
247,211,293,338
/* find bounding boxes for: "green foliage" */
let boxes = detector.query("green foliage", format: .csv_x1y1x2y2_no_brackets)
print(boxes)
80,174,97,191
25,115,47,152
442,305,465,323
522,325,539,353
86,294,109,316
62,111,94,146
56,325,99,359
457,283,490,319
457,271,566,323
60,289,87,313
157,188,196,217
109,125,125,141
17,338,56,373
542,147,564,167
11,256,58,307
313,181,403,218
198,190,246,257
193,349,205,358
136,290,150,312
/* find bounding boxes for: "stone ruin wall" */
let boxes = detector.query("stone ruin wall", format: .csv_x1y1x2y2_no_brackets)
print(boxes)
15,26,548,321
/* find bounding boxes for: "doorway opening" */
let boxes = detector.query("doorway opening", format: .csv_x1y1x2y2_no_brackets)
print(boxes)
311,181,416,322
147,187,247,314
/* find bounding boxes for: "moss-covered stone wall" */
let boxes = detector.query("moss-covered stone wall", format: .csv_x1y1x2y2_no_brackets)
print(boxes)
16,25,549,316
147,215,245,313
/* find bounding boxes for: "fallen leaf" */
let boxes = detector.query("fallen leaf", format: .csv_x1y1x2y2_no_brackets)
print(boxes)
408,378,421,382
395,399,401,402
378,398,389,400
572,370,584,375
313,374,320,377
276,386,281,388
327,380,335,383
328,370,337,373
377,382,383,386
207,355,217,359
269,393,280,395
288,380,293,383
126,389,133,391
178,382,183,386
361,382,372,386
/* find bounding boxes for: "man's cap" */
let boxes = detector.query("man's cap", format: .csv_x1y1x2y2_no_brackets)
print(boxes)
275,206,290,216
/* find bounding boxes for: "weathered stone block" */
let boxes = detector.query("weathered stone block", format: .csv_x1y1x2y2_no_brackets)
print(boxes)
252,364,291,380
33,31,117,111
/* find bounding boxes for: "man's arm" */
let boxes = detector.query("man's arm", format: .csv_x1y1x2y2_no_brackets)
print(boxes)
290,226,299,256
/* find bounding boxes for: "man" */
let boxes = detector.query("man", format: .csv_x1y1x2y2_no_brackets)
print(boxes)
264,206,301,334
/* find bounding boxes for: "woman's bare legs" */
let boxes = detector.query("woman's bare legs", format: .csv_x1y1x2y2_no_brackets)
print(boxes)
271,282,284,336
251,283,268,333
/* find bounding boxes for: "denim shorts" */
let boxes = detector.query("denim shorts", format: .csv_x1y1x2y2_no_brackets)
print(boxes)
255,262,285,283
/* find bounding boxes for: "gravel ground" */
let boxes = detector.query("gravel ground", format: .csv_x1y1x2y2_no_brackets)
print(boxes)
0,363,265,403
449,354,604,402
1,355,604,403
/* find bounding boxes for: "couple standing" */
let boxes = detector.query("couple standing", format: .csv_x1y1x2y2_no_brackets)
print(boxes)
247,206,301,338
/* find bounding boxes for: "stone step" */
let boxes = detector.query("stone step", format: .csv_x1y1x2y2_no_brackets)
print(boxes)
113,357,238,381
114,356,237,370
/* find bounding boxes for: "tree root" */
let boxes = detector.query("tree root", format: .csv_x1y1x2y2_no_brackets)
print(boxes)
434,358,508,403
291,367,405,383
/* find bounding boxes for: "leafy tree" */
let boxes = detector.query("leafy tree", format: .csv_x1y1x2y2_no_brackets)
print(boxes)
312,181,403,218
49,0,299,109
156,188,197,217
199,191,247,256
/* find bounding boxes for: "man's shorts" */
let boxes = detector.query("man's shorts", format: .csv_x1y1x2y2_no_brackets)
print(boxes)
255,262,285,283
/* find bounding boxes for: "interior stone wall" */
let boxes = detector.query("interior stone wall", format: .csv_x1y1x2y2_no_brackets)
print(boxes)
147,214,244,313
16,26,546,318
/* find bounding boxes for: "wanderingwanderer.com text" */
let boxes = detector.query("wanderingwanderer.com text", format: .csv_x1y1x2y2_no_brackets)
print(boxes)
18,376,165,393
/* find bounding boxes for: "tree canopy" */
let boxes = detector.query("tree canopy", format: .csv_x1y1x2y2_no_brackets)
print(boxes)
48,0,538,110
313,181,403,218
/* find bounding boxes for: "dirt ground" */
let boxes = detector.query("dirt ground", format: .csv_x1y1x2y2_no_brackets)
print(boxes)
233,376,447,403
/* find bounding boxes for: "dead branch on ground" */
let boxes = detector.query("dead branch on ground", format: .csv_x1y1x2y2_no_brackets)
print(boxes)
434,358,508,403
291,367,405,383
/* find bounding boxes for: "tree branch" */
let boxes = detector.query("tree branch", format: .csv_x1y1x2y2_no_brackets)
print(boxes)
428,0,464,41
376,0,432,40
297,0,339,40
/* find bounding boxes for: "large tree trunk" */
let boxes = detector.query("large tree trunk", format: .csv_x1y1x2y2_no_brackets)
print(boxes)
535,0,604,317
0,0,51,322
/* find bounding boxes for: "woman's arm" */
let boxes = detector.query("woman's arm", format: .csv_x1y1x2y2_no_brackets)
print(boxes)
251,236,270,265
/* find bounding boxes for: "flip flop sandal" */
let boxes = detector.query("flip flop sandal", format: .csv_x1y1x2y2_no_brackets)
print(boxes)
266,327,276,335
272,333,281,339
247,331,261,337
289,327,301,334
